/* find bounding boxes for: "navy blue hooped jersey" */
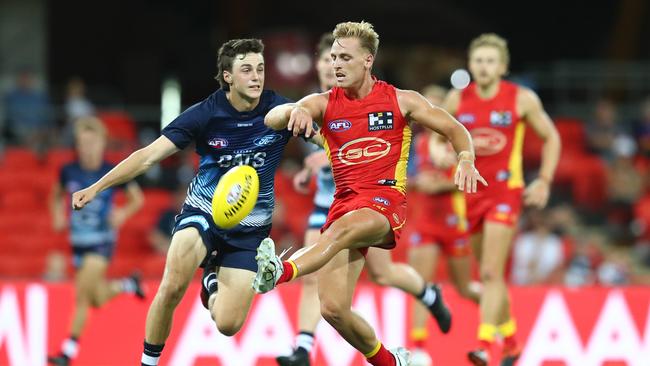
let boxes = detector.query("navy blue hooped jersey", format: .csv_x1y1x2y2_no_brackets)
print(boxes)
60,162,118,247
162,89,292,230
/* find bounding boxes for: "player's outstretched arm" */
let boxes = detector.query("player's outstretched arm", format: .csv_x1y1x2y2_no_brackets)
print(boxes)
264,92,328,138
519,87,561,208
398,89,487,193
72,136,179,210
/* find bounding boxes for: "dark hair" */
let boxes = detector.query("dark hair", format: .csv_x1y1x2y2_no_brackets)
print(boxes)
316,33,335,57
216,38,264,90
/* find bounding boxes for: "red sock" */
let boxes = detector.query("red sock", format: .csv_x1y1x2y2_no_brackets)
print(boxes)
479,339,492,351
366,343,395,366
276,261,297,285
413,339,425,350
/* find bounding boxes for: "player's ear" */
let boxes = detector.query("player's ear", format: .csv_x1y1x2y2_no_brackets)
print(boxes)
364,53,374,69
223,71,232,85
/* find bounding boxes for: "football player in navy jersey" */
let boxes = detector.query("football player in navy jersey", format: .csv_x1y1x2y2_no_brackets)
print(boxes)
48,117,145,366
70,39,314,366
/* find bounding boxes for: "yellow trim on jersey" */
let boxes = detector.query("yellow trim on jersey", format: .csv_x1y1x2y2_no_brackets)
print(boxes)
451,190,468,232
393,124,412,194
507,121,526,189
322,133,332,163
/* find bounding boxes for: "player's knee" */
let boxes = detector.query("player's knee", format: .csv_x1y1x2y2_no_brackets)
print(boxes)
157,280,185,305
215,318,244,337
320,299,348,328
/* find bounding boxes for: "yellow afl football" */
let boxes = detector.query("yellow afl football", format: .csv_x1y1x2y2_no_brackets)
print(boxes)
211,165,259,229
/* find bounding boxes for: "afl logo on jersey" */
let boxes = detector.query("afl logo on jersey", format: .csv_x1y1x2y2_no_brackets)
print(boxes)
470,128,507,156
328,120,352,132
208,137,229,149
254,134,282,147
338,137,391,166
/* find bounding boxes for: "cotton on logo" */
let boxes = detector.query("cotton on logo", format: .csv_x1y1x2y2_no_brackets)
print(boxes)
0,285,47,366
328,120,352,132
338,137,391,166
208,138,229,149
470,128,506,156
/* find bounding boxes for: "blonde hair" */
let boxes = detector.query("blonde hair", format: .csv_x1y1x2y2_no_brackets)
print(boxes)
74,116,107,139
468,33,510,67
333,21,379,56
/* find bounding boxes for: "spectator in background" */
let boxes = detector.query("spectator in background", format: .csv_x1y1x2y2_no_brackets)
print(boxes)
564,232,604,287
511,209,565,285
43,251,68,282
61,77,95,146
587,98,634,162
606,138,642,242
635,96,650,157
2,67,53,150
148,185,187,255
597,246,632,286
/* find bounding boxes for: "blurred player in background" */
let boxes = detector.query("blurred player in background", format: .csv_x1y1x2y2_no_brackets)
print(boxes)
48,116,145,366
259,21,486,366
443,34,561,366
277,36,452,366
69,39,320,366
405,85,481,366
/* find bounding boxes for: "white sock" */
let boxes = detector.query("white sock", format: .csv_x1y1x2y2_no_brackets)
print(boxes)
296,331,314,353
418,285,437,307
61,338,79,359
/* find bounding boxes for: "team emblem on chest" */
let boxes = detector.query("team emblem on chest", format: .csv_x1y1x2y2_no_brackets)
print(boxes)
368,111,394,131
489,110,512,127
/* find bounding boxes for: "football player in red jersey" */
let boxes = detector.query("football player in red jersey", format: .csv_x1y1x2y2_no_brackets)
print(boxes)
405,85,482,366
256,21,486,366
443,34,561,366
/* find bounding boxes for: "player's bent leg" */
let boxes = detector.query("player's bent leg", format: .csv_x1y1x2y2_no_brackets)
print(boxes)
366,246,451,334
365,247,424,295
277,229,322,366
318,248,407,365
209,266,256,336
71,254,108,336
254,208,390,293
448,255,481,304
145,227,207,345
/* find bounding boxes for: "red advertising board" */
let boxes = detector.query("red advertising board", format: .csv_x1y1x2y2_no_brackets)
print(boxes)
0,282,649,365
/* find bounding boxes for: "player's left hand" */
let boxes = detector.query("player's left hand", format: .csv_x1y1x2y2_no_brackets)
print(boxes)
454,160,488,193
287,106,314,138
109,208,129,229
524,178,550,208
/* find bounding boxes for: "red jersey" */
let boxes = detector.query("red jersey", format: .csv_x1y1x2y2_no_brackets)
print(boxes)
456,80,525,192
322,80,412,195
412,132,467,232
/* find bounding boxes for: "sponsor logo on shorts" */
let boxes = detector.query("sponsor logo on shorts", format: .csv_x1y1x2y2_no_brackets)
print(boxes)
254,134,282,147
179,215,210,231
328,120,352,132
373,196,390,206
368,111,394,131
410,232,422,245
496,203,511,213
497,169,510,182
458,113,475,124
338,137,391,166
470,128,507,156
208,137,229,149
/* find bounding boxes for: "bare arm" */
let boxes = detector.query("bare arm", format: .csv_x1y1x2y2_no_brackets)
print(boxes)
49,182,67,231
72,136,179,210
264,92,329,138
110,181,144,229
398,89,486,192
519,87,561,208
412,171,458,194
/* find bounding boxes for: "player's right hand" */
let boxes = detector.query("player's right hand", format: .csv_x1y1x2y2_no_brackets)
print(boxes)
72,187,97,210
454,160,488,193
293,168,312,194
287,106,314,138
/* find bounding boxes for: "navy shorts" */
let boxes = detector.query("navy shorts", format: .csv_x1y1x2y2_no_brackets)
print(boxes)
307,205,330,230
173,206,271,272
72,242,115,269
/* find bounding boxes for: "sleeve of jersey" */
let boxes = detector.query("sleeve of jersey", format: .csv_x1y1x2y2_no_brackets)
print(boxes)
161,101,209,150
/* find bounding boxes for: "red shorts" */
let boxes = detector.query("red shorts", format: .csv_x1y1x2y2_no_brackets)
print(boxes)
405,226,471,257
465,188,523,234
321,188,407,255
